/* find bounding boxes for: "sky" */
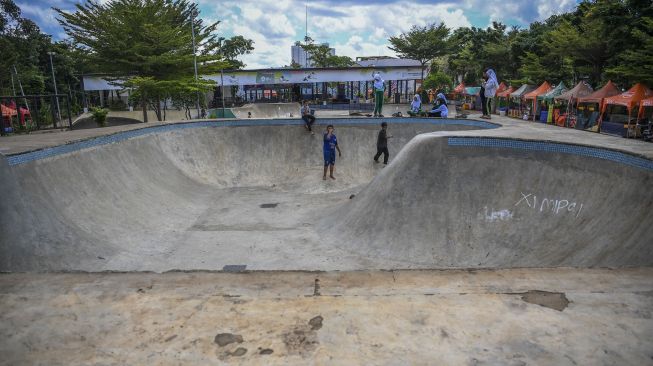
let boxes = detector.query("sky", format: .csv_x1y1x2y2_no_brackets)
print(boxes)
19,0,580,69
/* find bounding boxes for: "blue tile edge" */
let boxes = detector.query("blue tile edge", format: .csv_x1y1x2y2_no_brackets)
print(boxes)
5,118,497,166
448,137,653,172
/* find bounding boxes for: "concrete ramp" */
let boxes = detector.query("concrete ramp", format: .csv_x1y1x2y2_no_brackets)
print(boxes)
1,119,651,272
319,134,653,267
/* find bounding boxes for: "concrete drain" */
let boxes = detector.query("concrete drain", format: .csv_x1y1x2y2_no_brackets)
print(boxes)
521,290,569,311
260,203,278,208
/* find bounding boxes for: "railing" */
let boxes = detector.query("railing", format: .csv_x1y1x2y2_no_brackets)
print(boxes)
1,94,73,135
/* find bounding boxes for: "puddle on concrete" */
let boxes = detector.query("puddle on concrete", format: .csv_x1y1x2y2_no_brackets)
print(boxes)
521,290,569,311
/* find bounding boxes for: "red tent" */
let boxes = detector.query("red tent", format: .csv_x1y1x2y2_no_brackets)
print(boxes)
577,80,620,111
497,86,516,99
637,96,653,119
601,83,653,115
496,82,508,95
453,82,465,94
1,104,17,117
523,81,552,119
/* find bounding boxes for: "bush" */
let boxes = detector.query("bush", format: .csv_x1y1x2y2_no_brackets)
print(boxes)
91,107,109,127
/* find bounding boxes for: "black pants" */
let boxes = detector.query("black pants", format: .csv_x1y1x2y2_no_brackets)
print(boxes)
374,146,389,164
428,111,442,117
480,94,488,116
302,115,315,131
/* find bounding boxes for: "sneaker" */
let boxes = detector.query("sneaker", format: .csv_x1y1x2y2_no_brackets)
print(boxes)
378,114,384,118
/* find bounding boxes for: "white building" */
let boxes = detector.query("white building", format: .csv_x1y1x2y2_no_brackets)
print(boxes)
291,41,335,68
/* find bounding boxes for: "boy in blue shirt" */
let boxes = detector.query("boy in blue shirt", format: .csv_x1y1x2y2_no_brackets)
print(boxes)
323,124,342,180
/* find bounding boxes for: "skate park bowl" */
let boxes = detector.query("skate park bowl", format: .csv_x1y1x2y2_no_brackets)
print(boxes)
1,117,652,272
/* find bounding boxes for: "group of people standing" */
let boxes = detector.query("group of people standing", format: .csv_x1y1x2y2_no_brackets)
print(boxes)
297,68,498,179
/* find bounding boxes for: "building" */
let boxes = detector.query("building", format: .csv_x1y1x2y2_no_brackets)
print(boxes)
291,41,335,68
82,63,425,107
356,56,422,68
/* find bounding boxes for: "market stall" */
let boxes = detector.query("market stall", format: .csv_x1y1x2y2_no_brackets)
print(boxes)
495,85,516,115
600,83,653,137
553,81,594,127
575,80,620,131
537,82,567,123
508,84,535,118
523,81,552,121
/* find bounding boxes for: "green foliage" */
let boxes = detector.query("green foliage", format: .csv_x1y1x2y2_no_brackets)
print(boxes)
55,0,230,121
388,22,450,79
91,107,108,126
300,37,355,68
422,71,452,91
217,35,254,69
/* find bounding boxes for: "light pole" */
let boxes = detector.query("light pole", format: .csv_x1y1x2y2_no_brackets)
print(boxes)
47,52,62,124
220,68,225,117
190,9,201,119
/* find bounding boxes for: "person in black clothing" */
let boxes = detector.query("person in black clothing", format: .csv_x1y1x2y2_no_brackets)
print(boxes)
480,75,488,117
374,122,393,164
301,100,315,134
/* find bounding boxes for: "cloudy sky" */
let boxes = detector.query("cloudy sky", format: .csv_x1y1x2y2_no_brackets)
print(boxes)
20,0,579,69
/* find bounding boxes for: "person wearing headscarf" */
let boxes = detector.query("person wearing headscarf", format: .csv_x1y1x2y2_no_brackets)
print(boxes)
372,72,385,117
481,68,498,119
408,94,422,116
428,97,448,118
436,90,447,105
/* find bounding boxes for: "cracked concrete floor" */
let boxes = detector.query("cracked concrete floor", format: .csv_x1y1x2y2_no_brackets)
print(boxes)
1,268,652,365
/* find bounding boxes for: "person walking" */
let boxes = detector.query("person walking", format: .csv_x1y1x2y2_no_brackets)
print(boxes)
374,122,393,164
372,72,385,117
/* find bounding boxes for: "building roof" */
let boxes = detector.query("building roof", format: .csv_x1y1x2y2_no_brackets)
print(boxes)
356,58,422,68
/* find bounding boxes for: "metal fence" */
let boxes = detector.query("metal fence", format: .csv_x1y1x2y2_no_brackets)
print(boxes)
1,94,73,134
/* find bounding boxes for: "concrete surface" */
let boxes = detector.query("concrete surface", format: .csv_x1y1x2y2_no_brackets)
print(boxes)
1,115,652,271
1,268,652,365
1,111,652,365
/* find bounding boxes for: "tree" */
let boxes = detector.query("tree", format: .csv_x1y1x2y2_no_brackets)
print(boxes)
217,35,254,69
422,71,452,92
605,16,653,85
388,23,450,80
55,0,229,122
300,37,354,67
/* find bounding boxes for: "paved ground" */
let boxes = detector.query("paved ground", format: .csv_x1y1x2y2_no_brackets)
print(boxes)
1,268,652,365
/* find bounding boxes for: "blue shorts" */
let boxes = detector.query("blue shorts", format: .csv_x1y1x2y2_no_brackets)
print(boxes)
324,150,336,166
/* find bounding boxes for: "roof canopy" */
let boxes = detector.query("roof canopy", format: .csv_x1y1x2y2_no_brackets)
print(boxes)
464,86,481,96
453,82,465,94
602,83,653,113
1,104,16,117
577,80,621,104
524,81,552,100
510,84,535,99
538,82,567,102
497,86,516,98
496,82,508,94
555,81,593,102
637,96,653,119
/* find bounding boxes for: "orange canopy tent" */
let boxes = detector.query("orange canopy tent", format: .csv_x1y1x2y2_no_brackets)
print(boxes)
600,83,652,137
1,104,17,117
452,82,465,94
523,81,552,120
497,86,516,99
637,96,653,119
601,83,653,115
